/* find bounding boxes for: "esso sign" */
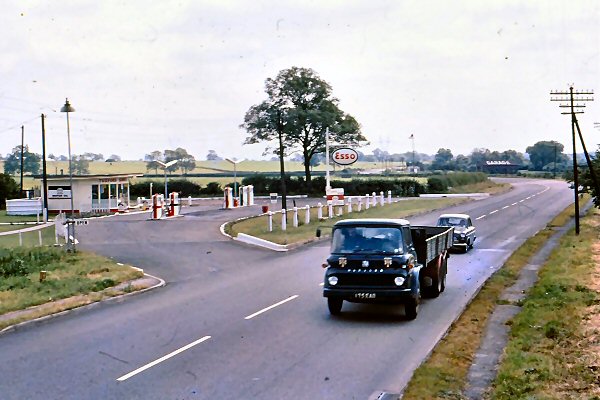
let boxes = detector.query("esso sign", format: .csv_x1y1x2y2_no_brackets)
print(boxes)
332,148,358,166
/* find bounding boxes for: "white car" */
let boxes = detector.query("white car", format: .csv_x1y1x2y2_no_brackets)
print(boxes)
436,213,476,252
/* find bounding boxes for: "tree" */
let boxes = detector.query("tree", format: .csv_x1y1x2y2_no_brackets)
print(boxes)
206,150,222,161
526,141,564,171
242,67,366,190
431,148,454,170
164,148,195,174
72,155,90,174
0,173,19,208
145,151,164,174
3,145,41,175
107,154,121,162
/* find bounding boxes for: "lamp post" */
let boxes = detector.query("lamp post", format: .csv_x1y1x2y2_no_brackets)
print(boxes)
225,158,242,198
60,98,76,251
156,160,178,200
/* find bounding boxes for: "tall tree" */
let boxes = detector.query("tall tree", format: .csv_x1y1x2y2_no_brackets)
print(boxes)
526,141,564,171
431,148,454,170
242,67,366,189
4,145,40,175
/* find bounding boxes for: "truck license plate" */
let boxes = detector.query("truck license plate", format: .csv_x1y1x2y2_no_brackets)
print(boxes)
354,292,376,299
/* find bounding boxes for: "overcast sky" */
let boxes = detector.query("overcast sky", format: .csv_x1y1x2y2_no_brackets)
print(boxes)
1,0,599,161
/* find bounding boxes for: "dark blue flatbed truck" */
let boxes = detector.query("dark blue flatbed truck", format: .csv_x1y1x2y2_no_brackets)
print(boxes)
319,218,453,320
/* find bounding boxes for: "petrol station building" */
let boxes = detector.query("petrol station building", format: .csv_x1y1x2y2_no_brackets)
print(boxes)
38,173,142,214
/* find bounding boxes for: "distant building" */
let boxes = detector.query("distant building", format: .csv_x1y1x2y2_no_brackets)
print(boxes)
481,160,521,174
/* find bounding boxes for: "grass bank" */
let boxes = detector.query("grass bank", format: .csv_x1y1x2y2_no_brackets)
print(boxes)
0,247,144,331
400,197,594,399
489,206,600,399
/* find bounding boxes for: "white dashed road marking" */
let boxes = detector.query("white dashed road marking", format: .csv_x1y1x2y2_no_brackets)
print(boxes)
244,295,299,320
117,336,211,382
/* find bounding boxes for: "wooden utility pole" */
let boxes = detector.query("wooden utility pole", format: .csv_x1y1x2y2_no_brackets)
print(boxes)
550,86,595,235
20,125,24,196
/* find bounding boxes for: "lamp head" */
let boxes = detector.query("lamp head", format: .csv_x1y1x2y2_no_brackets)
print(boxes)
61,98,75,113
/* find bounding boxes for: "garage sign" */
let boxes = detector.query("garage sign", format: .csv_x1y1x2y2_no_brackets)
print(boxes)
332,148,358,166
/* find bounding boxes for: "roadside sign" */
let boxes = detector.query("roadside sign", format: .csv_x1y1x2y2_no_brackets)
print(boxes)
331,148,358,166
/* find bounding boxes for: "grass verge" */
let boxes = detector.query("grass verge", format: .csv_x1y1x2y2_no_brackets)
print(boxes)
489,206,600,399
400,196,589,400
227,197,470,245
0,247,145,331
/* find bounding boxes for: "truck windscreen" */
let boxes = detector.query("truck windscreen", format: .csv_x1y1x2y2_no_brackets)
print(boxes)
331,226,403,254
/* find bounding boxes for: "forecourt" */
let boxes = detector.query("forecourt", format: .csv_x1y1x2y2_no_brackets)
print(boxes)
0,178,573,400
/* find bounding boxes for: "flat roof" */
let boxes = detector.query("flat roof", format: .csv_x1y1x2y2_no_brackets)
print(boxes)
34,173,143,181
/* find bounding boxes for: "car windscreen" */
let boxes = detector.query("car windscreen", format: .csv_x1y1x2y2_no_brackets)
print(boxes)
331,226,403,254
437,217,467,227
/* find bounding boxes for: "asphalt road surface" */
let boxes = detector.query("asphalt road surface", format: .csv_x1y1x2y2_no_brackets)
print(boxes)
0,178,574,400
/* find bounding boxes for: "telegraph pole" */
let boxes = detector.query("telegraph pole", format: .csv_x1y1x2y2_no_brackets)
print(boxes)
20,125,24,196
550,86,595,235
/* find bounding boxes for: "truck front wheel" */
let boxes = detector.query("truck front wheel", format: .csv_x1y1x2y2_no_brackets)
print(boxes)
404,297,419,320
328,298,343,315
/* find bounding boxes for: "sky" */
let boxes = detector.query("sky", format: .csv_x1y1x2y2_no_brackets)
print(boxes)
1,0,599,162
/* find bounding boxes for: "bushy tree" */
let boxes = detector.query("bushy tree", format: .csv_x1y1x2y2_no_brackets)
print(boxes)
526,141,564,171
242,67,366,188
0,173,20,208
3,145,40,175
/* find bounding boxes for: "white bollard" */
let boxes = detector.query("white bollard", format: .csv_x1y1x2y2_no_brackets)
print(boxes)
365,194,370,209
358,196,363,212
347,199,352,214
38,230,42,246
268,211,273,232
328,201,334,219
281,209,287,231
305,205,310,224
293,207,298,227
372,192,377,206
388,190,392,204
337,202,343,216
317,202,323,219
380,191,385,206
188,196,193,207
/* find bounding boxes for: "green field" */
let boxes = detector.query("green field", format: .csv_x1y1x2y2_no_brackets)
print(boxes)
9,160,419,190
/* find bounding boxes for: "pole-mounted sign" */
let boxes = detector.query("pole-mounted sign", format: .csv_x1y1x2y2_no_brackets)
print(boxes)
331,147,358,166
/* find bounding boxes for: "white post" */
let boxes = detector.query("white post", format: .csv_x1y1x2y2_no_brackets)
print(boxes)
305,205,310,224
365,194,370,210
380,191,385,206
337,203,343,216
358,196,363,212
325,128,330,190
293,207,298,227
19,232,22,246
188,196,192,207
327,201,333,219
268,211,273,232
372,192,377,206
347,199,352,214
388,190,392,204
248,185,255,206
38,230,42,246
281,209,287,231
317,202,323,219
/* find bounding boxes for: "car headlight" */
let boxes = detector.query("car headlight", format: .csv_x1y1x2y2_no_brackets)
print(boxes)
328,276,339,286
460,233,466,238
394,276,405,286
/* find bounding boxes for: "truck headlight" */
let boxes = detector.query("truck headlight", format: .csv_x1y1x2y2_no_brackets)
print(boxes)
394,276,405,286
328,276,339,286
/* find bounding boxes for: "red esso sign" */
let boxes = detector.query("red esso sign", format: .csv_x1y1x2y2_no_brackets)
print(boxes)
332,148,358,166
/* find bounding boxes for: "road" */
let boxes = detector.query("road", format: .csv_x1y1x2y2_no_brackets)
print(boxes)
0,178,574,400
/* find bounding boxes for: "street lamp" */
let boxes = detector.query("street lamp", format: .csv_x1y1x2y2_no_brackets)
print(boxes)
225,158,242,198
156,160,178,200
61,98,76,250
